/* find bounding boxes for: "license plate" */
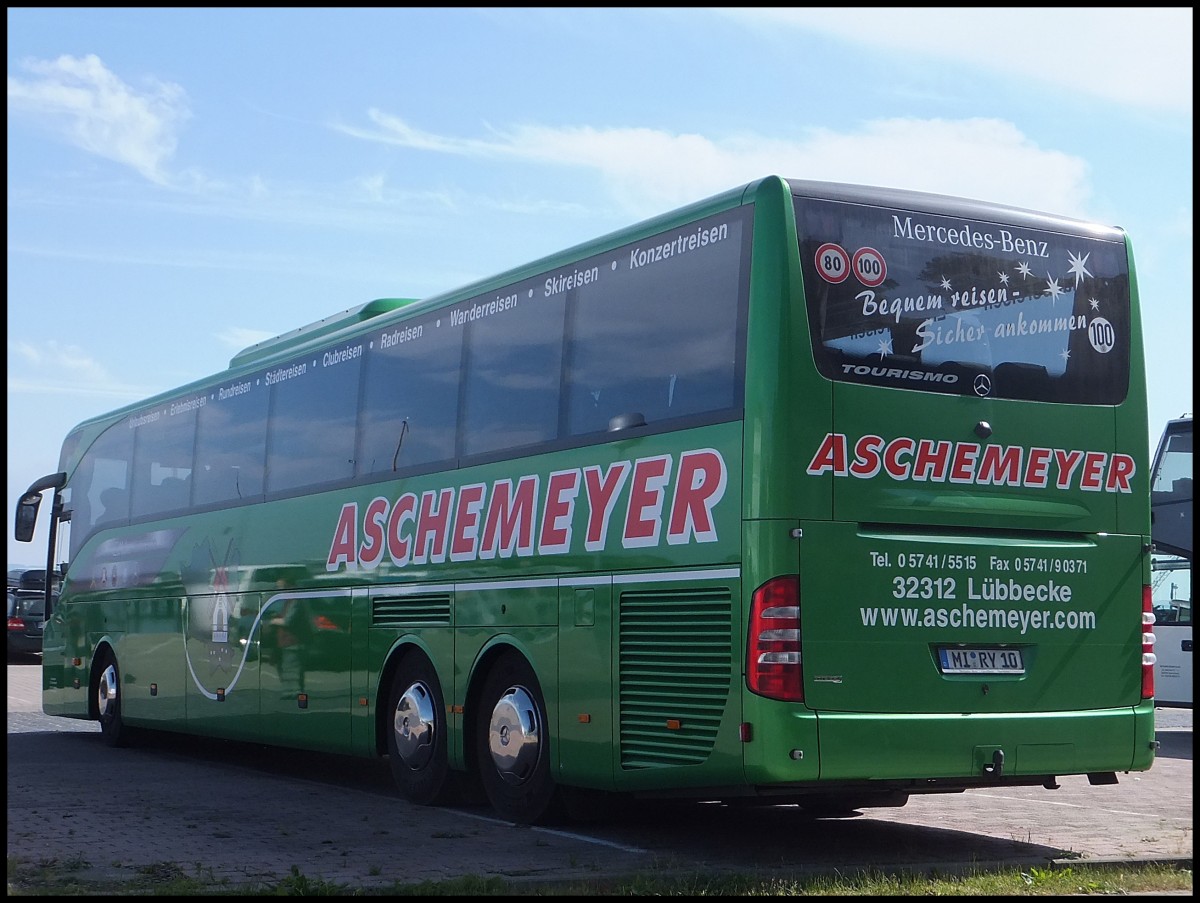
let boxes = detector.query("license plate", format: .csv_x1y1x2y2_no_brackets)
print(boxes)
938,647,1024,674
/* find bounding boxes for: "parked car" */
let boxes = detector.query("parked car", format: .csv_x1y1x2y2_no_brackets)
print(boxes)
7,565,40,590
7,590,47,658
12,568,62,594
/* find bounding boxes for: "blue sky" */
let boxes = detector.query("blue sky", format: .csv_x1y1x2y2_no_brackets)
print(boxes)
7,8,1193,565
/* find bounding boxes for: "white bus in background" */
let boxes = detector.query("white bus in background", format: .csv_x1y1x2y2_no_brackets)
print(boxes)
1150,414,1192,708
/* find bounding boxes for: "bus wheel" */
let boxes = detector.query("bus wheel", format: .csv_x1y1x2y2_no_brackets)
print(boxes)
387,652,453,806
95,650,131,748
475,652,562,824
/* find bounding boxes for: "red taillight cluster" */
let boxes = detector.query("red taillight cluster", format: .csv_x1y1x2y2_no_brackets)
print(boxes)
8,616,27,632
1141,584,1156,700
747,575,803,702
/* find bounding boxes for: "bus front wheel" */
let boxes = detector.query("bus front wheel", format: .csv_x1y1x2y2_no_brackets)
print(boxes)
386,652,453,806
95,649,132,748
474,652,562,825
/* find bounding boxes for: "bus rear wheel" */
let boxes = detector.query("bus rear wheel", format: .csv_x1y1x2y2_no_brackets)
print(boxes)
474,652,562,824
95,649,132,748
387,652,453,806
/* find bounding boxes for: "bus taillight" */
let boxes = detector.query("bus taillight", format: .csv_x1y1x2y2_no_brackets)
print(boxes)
1141,584,1156,700
747,575,803,702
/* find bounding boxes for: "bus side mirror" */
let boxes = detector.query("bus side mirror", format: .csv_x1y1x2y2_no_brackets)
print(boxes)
15,493,41,543
14,472,67,543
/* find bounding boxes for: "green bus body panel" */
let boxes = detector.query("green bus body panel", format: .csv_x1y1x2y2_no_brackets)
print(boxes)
798,522,1144,714
555,579,616,789
742,178,834,523
43,420,746,765
825,385,1145,534
822,705,1154,778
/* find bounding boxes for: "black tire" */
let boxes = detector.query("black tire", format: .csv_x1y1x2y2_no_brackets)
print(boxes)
474,652,562,824
95,649,132,748
386,652,453,806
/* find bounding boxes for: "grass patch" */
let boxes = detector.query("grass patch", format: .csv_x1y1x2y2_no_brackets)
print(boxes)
6,856,1192,896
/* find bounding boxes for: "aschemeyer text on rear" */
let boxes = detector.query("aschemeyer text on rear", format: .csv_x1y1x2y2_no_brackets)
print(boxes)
16,176,1155,825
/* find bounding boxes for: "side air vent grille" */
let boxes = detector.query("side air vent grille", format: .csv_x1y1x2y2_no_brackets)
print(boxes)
371,593,452,629
618,586,733,769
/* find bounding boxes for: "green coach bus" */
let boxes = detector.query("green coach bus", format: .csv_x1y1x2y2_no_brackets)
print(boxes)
15,176,1157,824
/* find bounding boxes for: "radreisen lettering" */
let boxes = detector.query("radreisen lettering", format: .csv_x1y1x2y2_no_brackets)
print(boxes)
381,325,423,348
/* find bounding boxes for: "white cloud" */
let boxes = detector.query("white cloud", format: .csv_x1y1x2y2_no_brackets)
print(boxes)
718,8,1193,116
337,113,1097,220
6,339,148,401
7,53,191,185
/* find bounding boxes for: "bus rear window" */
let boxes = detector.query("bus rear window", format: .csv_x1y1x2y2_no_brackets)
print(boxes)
795,195,1132,403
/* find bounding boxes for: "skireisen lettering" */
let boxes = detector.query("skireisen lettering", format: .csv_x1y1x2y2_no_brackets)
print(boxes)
544,266,600,297
327,448,728,571
806,432,1135,493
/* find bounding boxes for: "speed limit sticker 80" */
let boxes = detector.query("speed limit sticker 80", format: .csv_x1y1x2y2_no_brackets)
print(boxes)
815,243,851,283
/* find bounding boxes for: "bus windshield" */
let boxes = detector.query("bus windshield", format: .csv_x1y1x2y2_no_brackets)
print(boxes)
796,192,1131,404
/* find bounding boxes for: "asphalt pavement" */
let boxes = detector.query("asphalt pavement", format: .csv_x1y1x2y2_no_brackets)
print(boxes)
7,660,1193,891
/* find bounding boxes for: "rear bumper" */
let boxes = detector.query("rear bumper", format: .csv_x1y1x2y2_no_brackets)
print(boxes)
812,705,1155,781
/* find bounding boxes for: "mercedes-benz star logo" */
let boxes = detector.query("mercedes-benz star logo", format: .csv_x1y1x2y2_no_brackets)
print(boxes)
973,374,992,397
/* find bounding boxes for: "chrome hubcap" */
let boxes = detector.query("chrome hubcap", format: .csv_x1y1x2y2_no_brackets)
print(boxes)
393,681,435,769
488,685,541,786
97,664,118,719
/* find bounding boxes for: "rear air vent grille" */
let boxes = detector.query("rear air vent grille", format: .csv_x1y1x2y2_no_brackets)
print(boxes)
618,587,732,769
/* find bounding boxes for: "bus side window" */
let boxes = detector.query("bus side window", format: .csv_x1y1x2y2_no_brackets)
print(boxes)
157,475,190,511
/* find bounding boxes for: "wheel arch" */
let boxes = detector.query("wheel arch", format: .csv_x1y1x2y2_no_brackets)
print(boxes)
373,636,441,757
461,636,543,781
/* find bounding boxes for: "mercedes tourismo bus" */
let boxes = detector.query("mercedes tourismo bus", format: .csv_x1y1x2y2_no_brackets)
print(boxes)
16,176,1157,823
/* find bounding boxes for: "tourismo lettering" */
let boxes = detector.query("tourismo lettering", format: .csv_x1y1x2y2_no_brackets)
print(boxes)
806,433,1135,493
327,448,728,571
